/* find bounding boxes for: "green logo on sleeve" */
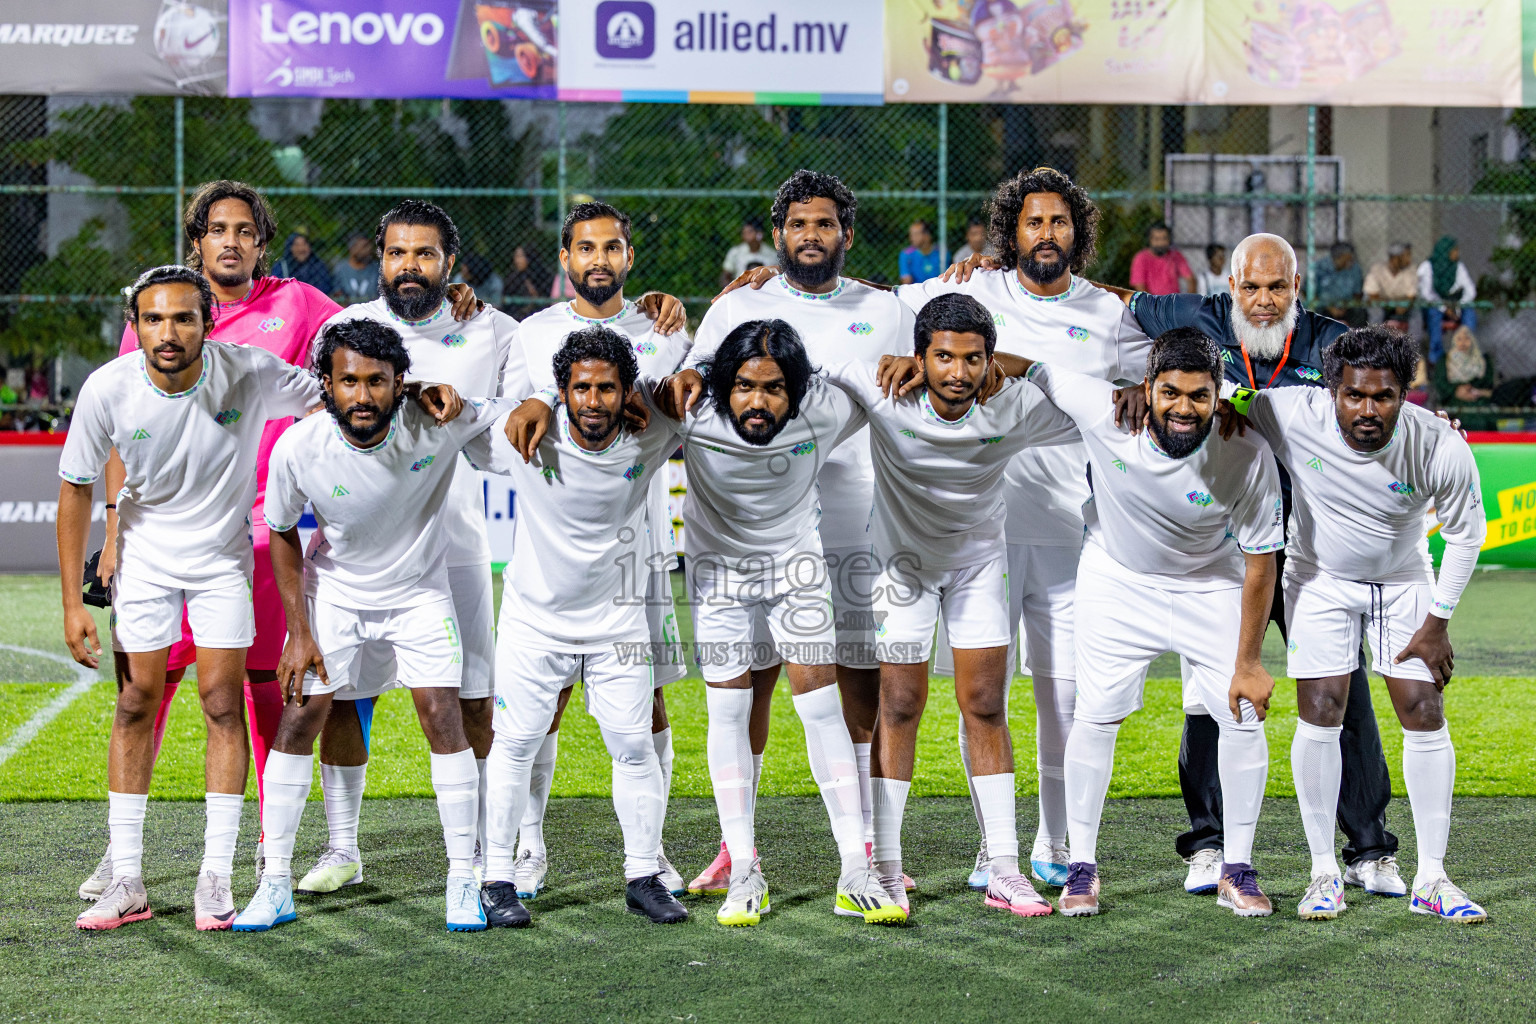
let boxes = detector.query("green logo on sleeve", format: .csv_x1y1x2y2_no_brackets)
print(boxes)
1112,459,1127,473
331,485,350,497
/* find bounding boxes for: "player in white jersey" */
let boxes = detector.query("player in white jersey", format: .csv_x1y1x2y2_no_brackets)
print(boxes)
231,319,502,934
894,167,1151,889
497,201,692,898
1238,327,1488,923
60,266,322,931
673,170,916,893
824,294,1080,923
1001,329,1284,918
470,327,688,927
290,201,519,897
657,319,900,926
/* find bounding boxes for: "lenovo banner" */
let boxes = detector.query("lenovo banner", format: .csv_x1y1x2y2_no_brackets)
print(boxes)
0,1,228,95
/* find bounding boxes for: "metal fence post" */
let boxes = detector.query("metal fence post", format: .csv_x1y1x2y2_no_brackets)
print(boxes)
174,97,185,264
1305,103,1316,304
555,101,568,298
937,103,949,266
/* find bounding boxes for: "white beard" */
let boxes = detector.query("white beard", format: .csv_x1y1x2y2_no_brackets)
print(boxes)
1229,299,1299,361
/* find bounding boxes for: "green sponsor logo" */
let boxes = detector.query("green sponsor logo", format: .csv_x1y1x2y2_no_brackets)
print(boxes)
1112,458,1127,473
331,485,350,497
130,428,151,440
1306,456,1323,472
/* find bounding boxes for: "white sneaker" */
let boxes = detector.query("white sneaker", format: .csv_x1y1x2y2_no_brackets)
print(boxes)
1183,848,1223,894
716,862,770,927
656,847,685,895
1344,856,1407,897
194,871,237,931
232,874,296,932
985,873,1053,918
79,845,113,901
966,839,990,891
75,876,152,930
1030,836,1070,888
1297,873,1347,921
876,870,912,917
835,865,907,925
295,846,363,894
446,876,487,932
513,848,548,900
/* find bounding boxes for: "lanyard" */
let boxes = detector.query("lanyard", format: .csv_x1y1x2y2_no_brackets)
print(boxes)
1240,330,1293,390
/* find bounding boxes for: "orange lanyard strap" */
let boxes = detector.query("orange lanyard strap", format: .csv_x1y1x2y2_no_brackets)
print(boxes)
1240,329,1294,390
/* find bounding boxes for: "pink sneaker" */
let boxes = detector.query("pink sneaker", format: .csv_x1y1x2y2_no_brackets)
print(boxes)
687,841,740,895
866,842,916,892
984,873,1053,917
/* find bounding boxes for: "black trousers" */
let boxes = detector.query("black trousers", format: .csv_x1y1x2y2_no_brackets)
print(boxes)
1174,550,1398,865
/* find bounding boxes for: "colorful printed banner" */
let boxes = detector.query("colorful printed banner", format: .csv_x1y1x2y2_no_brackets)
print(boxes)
0,1,228,95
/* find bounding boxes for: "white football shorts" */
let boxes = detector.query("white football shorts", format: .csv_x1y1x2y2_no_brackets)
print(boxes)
493,641,656,746
1283,570,1437,684
873,553,1010,665
302,594,463,697
689,551,837,683
353,563,495,700
111,573,254,654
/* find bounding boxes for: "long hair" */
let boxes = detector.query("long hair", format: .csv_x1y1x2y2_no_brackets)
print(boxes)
183,180,278,279
705,319,817,422
987,166,1099,274
553,325,639,394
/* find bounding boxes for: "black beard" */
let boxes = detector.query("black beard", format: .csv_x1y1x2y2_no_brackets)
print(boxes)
776,234,845,290
569,264,628,307
1019,241,1071,285
207,266,252,290
1148,408,1212,459
731,407,785,445
323,387,403,445
569,407,619,445
381,271,448,321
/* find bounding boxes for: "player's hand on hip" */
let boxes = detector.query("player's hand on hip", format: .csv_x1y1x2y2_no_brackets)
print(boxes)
660,368,705,417
940,252,997,284
713,266,778,302
446,282,483,320
278,632,326,707
1113,384,1149,434
412,382,463,423
1396,614,1454,690
1228,662,1275,722
1216,398,1247,440
623,388,651,433
63,605,101,670
637,292,687,335
505,397,553,462
878,355,925,399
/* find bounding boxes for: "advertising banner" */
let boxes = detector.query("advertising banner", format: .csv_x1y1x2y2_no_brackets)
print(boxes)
1428,440,1536,570
884,0,1203,105
0,441,107,575
1203,0,1520,107
0,1,228,95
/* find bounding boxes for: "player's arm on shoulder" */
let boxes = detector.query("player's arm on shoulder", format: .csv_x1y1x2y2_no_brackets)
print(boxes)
462,411,520,476
713,265,779,300
1021,361,1103,425
635,292,687,335
1123,290,1207,339
820,360,883,408
251,346,323,417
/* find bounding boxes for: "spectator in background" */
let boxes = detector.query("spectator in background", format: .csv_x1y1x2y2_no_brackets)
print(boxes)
456,251,504,310
271,230,333,295
1310,241,1365,327
899,219,942,284
1194,242,1228,297
1129,221,1193,294
1363,242,1417,331
505,244,549,304
952,215,990,264
1432,324,1495,420
720,216,768,286
330,232,379,305
1419,235,1478,365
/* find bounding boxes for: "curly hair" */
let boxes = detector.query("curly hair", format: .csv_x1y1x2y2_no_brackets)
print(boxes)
313,318,412,379
705,319,818,423
183,180,277,279
770,169,857,235
124,265,215,328
375,199,461,260
553,325,639,395
1322,325,1417,393
987,166,1099,274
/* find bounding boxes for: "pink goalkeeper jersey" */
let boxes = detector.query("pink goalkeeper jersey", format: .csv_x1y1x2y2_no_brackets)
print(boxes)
120,275,341,517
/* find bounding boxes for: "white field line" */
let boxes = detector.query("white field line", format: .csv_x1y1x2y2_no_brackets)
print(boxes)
0,643,101,769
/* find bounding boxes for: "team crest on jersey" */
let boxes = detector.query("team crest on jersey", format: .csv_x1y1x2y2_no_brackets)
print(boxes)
1111,458,1127,473
1272,498,1284,525
257,317,285,333
1221,349,1235,363
899,429,917,438
790,441,816,456
331,485,349,498
130,428,151,440
847,322,874,336
635,338,657,356
1295,365,1322,381
410,455,436,472
441,333,466,349
1287,639,1298,653
1389,480,1416,495
1186,490,1214,507
1066,326,1089,342
215,408,242,426
979,436,1004,444
495,695,506,710
624,462,645,481
1306,456,1323,472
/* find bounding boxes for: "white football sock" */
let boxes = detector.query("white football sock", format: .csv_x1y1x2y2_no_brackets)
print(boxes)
972,772,1020,875
1402,725,1455,888
706,687,756,878
200,792,243,878
752,753,764,805
484,735,537,884
517,730,558,858
320,762,366,854
870,776,912,875
792,686,867,872
957,712,986,839
1216,720,1268,866
604,728,663,880
1064,719,1119,866
853,742,873,846
1291,720,1343,877
652,725,674,830
475,757,488,859
108,791,148,880
260,751,314,879
1033,674,1074,846
430,749,479,881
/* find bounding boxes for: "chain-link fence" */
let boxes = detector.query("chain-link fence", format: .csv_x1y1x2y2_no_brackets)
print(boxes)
2,97,1535,425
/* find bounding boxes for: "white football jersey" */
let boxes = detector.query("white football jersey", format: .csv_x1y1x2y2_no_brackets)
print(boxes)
680,376,867,574
516,298,692,567
465,392,683,652
1244,387,1486,612
320,298,518,568
60,340,320,589
264,399,505,610
824,361,1078,571
898,271,1152,546
1027,362,1284,591
689,277,914,549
